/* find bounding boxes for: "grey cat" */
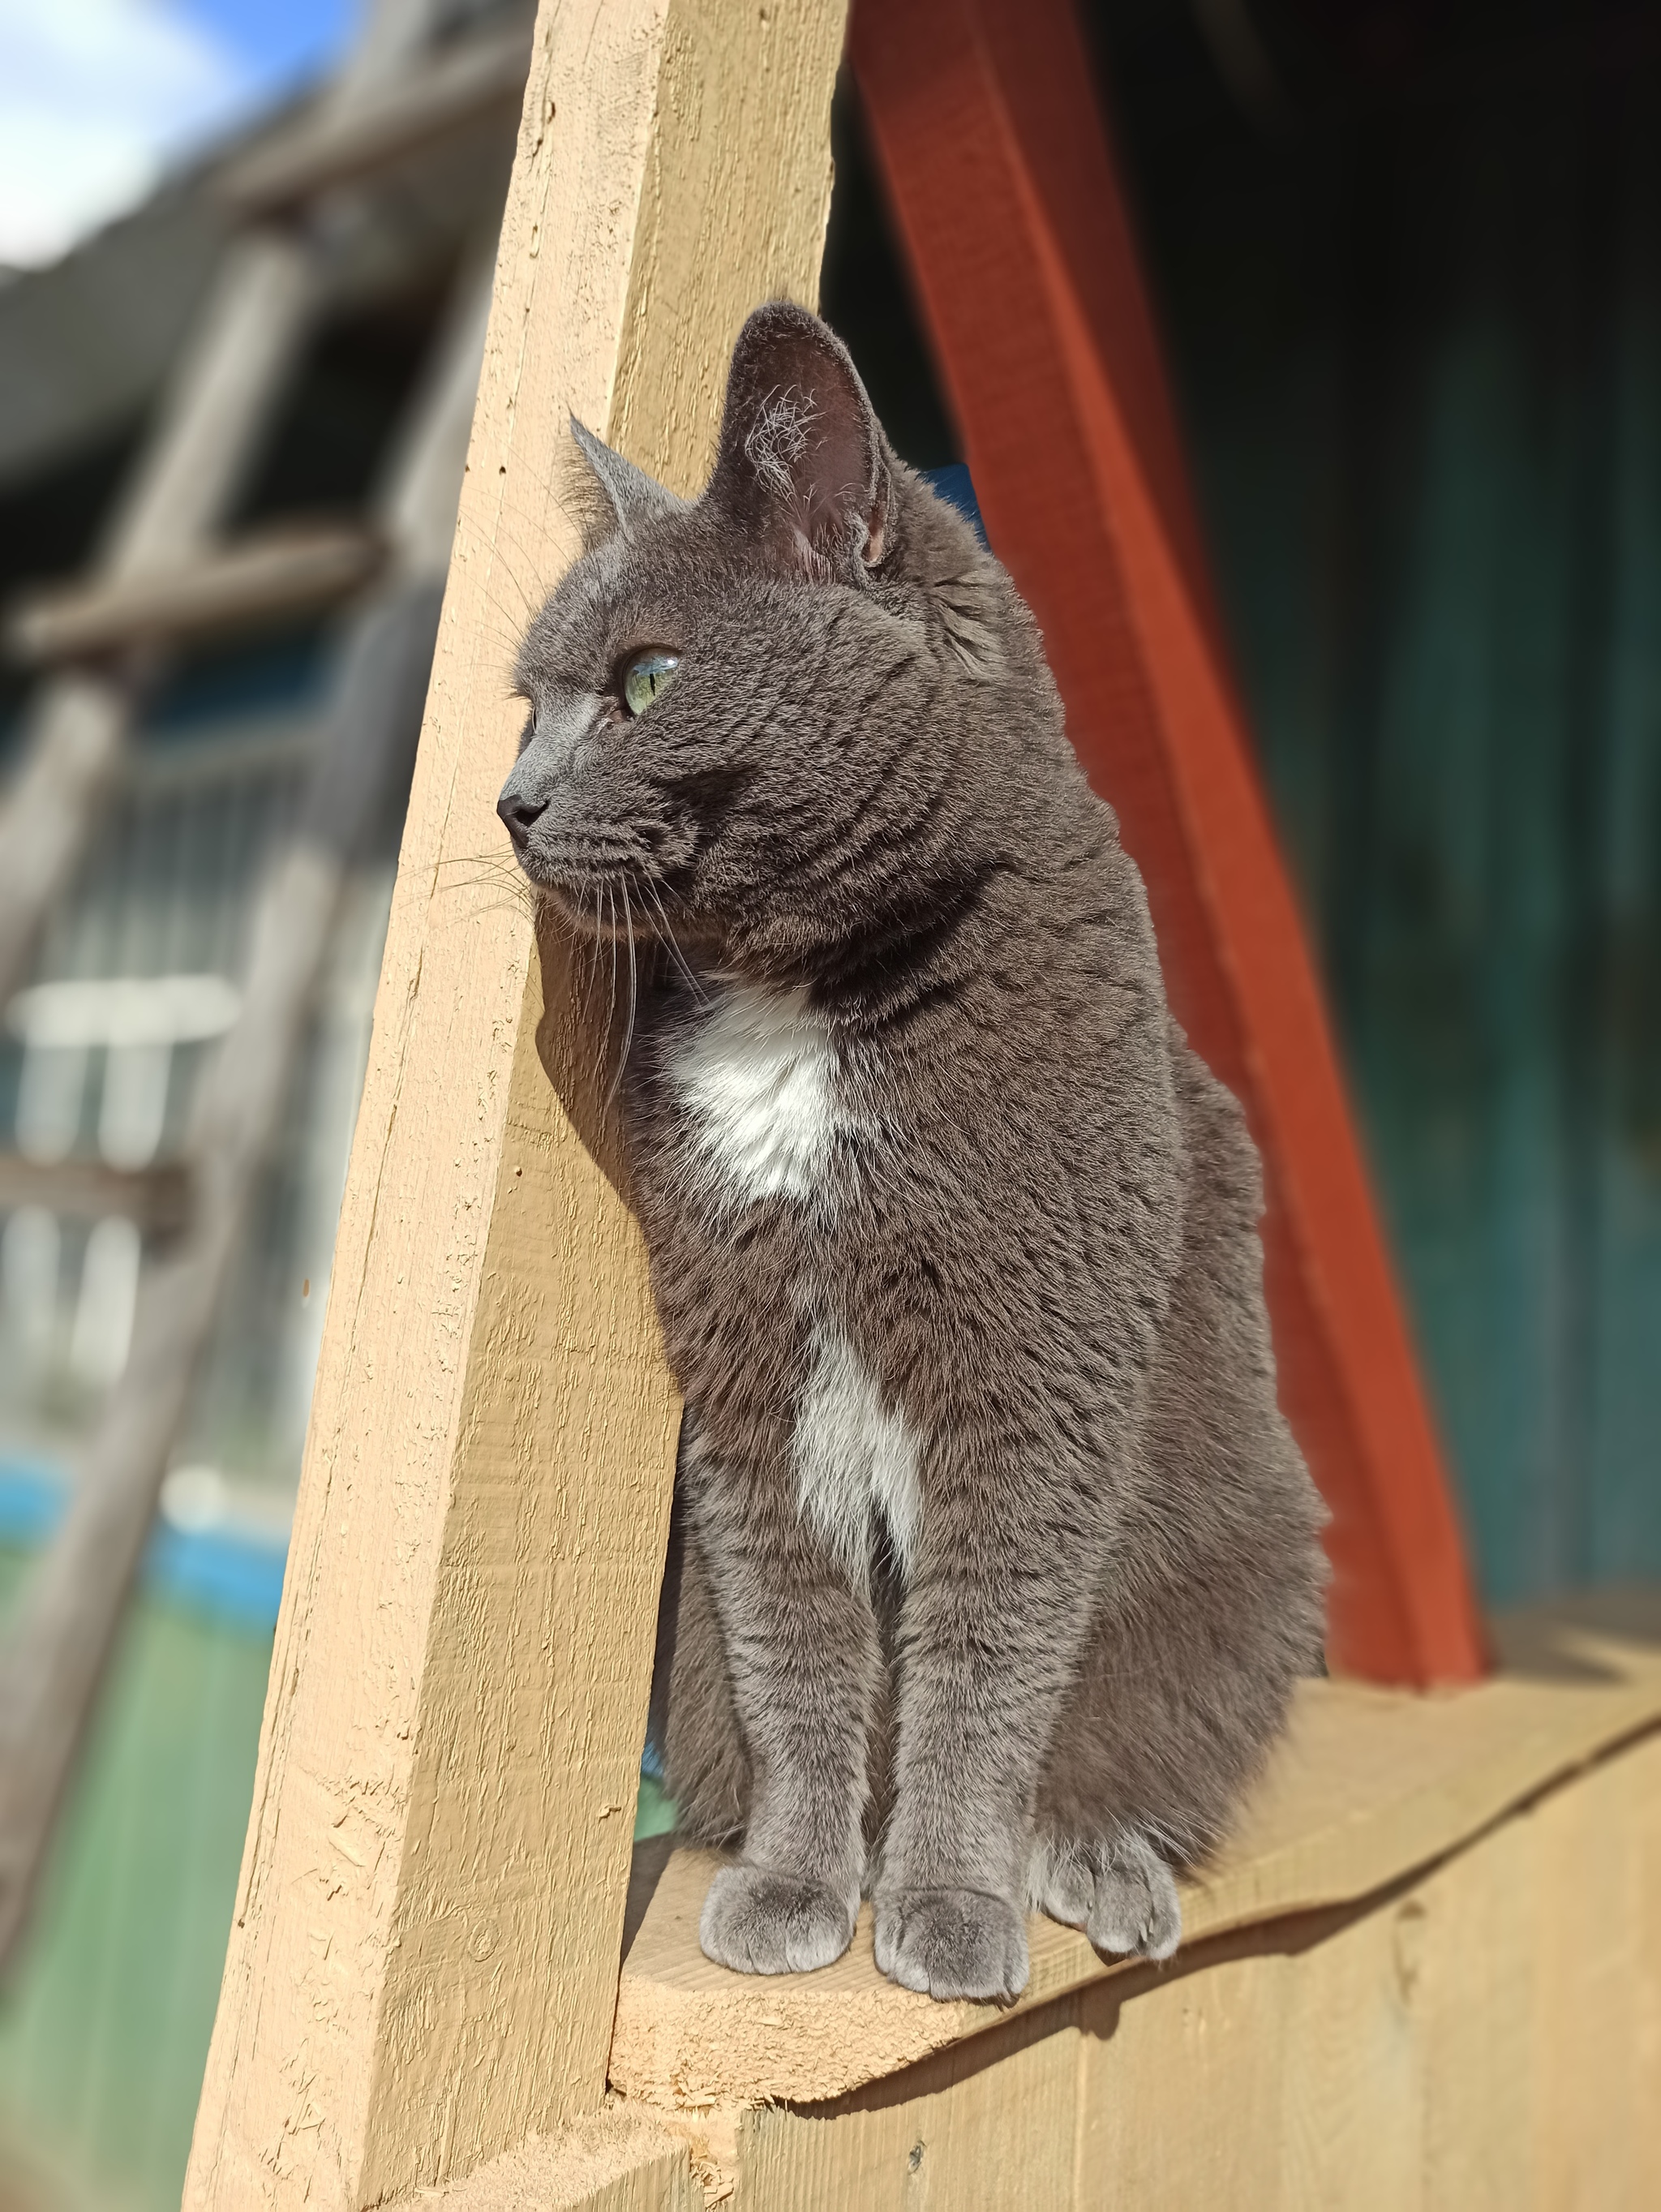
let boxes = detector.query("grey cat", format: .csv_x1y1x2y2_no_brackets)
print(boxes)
500,303,1327,2004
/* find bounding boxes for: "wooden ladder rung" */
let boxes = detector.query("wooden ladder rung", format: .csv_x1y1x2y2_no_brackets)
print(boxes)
220,22,531,214
0,1155,190,1235
6,525,384,664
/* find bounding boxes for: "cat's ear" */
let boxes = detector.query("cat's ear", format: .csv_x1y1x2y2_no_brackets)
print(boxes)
708,303,891,580
569,417,686,544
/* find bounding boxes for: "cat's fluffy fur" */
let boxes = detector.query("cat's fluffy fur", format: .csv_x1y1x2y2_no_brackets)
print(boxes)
502,303,1327,2003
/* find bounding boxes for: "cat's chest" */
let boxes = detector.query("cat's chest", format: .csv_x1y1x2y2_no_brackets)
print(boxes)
658,977,850,1207
654,980,922,1584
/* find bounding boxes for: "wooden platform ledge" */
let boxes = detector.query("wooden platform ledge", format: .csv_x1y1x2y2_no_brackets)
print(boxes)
612,1591,1661,2114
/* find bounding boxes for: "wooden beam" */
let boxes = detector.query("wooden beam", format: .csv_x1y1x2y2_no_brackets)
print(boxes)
183,3,847,2206
415,1662,1661,2204
6,524,384,664
221,17,534,215
850,0,1487,1686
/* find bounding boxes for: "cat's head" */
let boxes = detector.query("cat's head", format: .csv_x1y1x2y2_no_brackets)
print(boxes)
500,303,1015,977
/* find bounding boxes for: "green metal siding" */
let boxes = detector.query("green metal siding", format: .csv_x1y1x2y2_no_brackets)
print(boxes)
0,1555,268,2212
0,1544,673,2212
1105,31,1661,1604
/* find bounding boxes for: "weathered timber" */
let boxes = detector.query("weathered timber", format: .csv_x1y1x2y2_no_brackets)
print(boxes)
384,1596,1661,2210
410,2110,702,2212
182,4,848,2206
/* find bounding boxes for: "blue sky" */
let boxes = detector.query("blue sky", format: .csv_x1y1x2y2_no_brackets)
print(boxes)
0,0,359,269
175,0,357,88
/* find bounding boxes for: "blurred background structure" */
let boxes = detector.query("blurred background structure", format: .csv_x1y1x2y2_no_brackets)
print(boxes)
0,1,1656,2206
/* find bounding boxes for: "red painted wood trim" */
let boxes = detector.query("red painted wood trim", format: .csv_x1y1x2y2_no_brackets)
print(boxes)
851,0,1488,1683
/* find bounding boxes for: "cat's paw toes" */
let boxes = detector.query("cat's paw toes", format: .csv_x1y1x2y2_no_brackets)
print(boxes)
1028,1839,1096,1928
873,1888,1030,2003
698,1865,855,1976
1087,1847,1181,1962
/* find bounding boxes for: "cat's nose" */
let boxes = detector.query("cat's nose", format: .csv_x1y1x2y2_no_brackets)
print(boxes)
497,788,548,848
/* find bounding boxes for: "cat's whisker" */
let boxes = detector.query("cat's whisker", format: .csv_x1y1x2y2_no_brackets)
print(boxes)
655,875,705,932
437,853,534,885
476,524,549,612
580,882,603,1084
608,892,638,1108
598,882,619,1093
431,856,536,908
439,878,535,916
586,883,603,966
478,582,540,640
482,548,539,616
642,875,706,1004
431,890,534,930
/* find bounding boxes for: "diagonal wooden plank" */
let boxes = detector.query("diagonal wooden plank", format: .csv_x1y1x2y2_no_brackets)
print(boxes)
183,3,848,2205
851,0,1486,1685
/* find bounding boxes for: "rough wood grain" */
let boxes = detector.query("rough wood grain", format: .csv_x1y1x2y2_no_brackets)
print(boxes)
1073,1734,1661,2212
610,1591,1661,2111
412,2108,700,2212
741,2007,1081,2212
693,1716,1661,2208
184,3,847,2205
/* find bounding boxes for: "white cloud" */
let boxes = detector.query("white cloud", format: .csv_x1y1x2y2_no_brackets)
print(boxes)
0,0,254,268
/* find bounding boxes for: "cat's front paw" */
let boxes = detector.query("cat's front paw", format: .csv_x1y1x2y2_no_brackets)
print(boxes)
873,1887,1029,2003
1088,1848,1181,1963
698,1864,856,1975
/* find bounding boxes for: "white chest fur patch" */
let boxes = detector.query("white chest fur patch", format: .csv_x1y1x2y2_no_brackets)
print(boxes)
794,1325,922,1591
665,980,843,1205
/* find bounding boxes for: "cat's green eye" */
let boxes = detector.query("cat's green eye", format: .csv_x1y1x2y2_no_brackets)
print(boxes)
621,648,681,716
